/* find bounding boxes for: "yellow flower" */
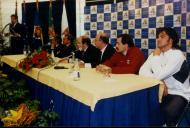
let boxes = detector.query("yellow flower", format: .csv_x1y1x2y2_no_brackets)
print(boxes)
1,74,8,77
2,107,23,123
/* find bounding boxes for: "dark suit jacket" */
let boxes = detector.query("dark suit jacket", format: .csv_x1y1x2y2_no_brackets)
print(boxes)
54,44,76,58
75,50,83,60
31,37,42,51
10,23,25,38
10,23,25,54
100,44,116,63
78,44,101,68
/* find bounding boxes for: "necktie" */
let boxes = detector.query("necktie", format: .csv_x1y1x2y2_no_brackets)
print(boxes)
100,51,103,62
81,51,85,60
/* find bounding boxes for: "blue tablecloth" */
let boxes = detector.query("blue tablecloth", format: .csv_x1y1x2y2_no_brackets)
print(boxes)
3,63,164,126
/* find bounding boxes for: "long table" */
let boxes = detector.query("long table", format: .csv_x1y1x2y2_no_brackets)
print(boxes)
2,55,164,126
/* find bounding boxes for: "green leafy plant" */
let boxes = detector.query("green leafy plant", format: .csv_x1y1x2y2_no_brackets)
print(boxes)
0,71,59,126
0,77,30,109
0,34,5,55
25,100,40,112
0,34,12,55
34,110,59,127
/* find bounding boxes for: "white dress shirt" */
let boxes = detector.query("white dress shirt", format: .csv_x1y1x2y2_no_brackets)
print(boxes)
139,49,190,100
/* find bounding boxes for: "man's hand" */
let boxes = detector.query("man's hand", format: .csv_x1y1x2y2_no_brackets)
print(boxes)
58,59,68,63
15,33,21,37
96,64,104,72
102,66,112,77
162,81,168,97
79,60,85,68
96,64,112,77
153,48,161,56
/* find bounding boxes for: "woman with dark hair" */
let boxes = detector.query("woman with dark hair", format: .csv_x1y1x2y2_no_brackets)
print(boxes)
31,26,43,51
139,27,190,126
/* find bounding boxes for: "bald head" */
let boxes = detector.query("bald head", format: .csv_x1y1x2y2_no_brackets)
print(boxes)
95,32,109,50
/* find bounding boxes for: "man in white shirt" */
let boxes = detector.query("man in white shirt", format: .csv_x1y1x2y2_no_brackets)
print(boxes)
139,27,190,126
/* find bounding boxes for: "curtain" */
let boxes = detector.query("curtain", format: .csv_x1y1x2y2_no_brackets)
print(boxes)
65,0,76,38
22,0,76,45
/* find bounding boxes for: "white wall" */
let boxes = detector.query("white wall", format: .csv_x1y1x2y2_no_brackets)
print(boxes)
0,0,2,30
0,0,85,37
76,0,85,37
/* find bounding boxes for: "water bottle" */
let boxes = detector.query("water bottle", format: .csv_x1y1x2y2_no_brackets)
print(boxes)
23,45,27,55
27,45,31,55
72,52,75,63
73,58,80,81
51,49,56,62
51,49,55,58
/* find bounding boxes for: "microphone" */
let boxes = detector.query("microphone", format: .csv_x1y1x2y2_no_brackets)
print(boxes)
62,54,72,59
54,54,72,66
54,49,80,65
61,49,81,60
54,51,77,69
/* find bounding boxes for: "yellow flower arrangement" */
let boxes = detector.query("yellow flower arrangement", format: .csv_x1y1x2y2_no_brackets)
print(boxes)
1,103,38,127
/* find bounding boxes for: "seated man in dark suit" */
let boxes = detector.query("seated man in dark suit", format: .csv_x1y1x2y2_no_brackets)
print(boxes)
75,36,100,68
75,36,83,60
94,32,116,64
54,34,76,58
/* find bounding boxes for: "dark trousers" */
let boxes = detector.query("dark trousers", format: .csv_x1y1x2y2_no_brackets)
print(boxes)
161,94,188,126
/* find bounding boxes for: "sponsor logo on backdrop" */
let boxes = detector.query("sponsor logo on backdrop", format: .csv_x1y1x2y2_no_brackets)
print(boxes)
149,6,156,17
165,3,173,16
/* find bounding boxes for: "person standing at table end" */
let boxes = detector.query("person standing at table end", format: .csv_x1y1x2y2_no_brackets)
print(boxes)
139,27,190,126
96,34,145,74
9,14,25,54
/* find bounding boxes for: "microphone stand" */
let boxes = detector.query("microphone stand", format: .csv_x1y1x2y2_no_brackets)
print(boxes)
0,23,12,56
1,23,11,36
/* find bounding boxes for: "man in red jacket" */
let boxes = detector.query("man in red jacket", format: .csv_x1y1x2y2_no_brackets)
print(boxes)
96,34,145,74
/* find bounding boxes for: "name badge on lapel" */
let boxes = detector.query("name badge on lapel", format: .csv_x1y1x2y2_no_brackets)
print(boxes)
126,59,130,64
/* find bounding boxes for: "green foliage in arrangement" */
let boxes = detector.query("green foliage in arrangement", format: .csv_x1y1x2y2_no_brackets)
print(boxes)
0,71,59,127
0,76,30,109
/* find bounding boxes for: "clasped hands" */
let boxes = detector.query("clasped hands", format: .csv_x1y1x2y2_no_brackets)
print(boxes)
58,59,85,68
11,33,21,37
96,64,112,77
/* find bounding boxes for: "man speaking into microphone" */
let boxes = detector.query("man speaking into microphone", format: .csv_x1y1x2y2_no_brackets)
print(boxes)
9,14,25,54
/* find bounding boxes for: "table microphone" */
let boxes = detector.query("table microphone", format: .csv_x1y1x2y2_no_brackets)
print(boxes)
54,66,68,69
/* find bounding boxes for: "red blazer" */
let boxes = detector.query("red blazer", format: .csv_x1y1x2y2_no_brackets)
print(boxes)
103,47,145,74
